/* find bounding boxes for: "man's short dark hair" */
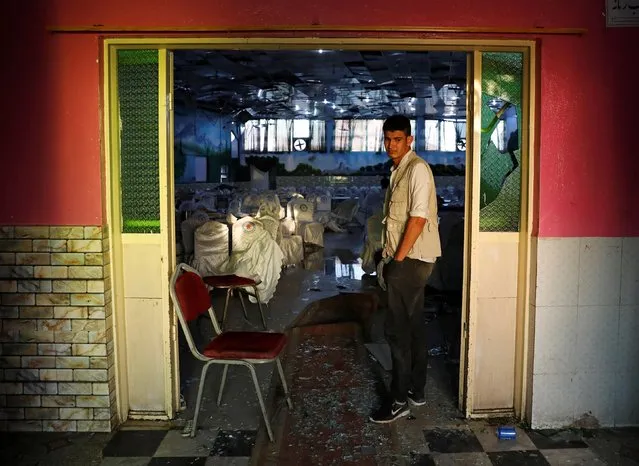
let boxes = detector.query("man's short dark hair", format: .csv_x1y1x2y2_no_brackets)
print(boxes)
383,115,411,136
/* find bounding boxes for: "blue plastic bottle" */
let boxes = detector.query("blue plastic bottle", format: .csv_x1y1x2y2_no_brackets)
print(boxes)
496,426,517,440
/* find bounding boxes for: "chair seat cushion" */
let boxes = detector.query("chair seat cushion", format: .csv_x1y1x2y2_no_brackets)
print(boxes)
202,332,286,360
203,274,258,288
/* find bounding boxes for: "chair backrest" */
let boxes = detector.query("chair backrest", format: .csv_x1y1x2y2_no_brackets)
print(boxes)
257,192,281,218
333,199,359,221
292,200,314,223
314,194,331,212
170,264,223,359
286,198,304,219
180,212,209,256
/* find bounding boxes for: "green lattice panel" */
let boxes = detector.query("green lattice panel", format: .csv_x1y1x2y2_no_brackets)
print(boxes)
117,49,160,233
479,52,523,232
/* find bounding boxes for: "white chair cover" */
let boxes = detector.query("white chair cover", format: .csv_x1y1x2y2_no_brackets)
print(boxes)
280,217,297,237
292,200,315,224
314,193,332,212
222,216,283,304
257,192,281,219
242,194,260,215
192,221,229,276
300,222,324,248
279,234,303,266
331,199,359,227
286,198,304,219
256,214,282,245
180,211,210,259
228,198,242,216
292,200,324,247
361,211,384,274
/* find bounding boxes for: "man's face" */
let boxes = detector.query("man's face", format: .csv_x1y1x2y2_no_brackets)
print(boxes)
384,130,413,164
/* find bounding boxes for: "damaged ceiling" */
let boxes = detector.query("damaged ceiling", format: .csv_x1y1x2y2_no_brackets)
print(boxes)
173,49,467,120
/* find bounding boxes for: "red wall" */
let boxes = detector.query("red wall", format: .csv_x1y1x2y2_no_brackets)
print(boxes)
2,1,638,235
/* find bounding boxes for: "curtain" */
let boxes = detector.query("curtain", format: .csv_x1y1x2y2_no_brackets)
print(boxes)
333,119,385,152
425,119,466,152
309,120,326,151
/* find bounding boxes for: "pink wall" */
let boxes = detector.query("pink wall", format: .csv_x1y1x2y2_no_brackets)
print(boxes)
1,1,637,235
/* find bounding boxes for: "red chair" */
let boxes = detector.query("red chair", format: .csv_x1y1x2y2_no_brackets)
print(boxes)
203,274,267,330
170,263,292,441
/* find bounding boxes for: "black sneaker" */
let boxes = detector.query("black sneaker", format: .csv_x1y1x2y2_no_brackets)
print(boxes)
407,389,426,406
369,400,409,423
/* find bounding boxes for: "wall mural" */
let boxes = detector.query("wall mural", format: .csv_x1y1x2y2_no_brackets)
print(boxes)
174,109,231,182
272,151,464,176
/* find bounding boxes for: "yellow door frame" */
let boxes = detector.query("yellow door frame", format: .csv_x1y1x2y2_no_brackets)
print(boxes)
102,36,537,423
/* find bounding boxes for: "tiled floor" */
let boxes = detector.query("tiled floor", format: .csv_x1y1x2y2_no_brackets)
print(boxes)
100,429,254,465
96,423,623,465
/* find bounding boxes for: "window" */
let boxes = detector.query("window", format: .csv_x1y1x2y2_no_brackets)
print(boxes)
243,119,326,153
334,119,416,152
424,119,466,152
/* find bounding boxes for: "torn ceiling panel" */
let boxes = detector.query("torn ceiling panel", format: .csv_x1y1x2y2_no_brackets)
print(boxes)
173,49,467,120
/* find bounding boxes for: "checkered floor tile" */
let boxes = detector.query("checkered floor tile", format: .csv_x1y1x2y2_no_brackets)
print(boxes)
404,425,596,465
100,429,254,465
98,424,611,465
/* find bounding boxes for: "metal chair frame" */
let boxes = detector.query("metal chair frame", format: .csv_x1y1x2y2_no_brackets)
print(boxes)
170,263,292,441
221,281,267,330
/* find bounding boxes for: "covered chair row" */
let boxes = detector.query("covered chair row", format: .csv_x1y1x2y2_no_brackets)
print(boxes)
170,263,292,441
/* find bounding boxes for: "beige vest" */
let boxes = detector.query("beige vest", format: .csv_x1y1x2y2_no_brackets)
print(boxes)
382,151,441,261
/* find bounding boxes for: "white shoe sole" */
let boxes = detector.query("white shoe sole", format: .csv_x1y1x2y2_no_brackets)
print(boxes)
408,397,426,407
368,408,410,424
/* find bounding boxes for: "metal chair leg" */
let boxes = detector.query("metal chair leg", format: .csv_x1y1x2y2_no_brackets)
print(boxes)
217,364,229,407
253,286,267,330
276,357,293,409
192,361,213,438
222,288,232,329
247,364,274,442
237,289,249,320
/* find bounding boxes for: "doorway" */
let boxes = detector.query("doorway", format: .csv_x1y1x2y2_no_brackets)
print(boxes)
102,38,535,425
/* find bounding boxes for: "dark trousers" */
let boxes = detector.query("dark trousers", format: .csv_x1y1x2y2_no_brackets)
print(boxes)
384,258,434,402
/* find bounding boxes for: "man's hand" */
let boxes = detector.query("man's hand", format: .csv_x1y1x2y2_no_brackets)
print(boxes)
394,216,427,261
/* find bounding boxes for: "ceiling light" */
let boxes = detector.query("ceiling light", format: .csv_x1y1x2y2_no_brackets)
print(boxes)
322,99,329,104
332,104,336,109
318,49,325,54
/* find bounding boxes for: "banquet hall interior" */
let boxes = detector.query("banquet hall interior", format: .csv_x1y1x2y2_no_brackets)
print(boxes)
172,48,469,434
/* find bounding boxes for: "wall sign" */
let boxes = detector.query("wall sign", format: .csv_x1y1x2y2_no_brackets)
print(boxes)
293,139,307,151
607,0,639,26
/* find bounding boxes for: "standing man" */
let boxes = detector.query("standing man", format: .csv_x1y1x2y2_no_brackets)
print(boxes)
370,115,441,423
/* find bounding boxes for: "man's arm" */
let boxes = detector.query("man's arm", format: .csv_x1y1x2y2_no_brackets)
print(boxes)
394,162,431,261
394,216,426,261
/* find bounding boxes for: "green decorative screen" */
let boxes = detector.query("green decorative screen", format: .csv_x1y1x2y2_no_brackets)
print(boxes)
479,52,523,232
117,50,160,233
